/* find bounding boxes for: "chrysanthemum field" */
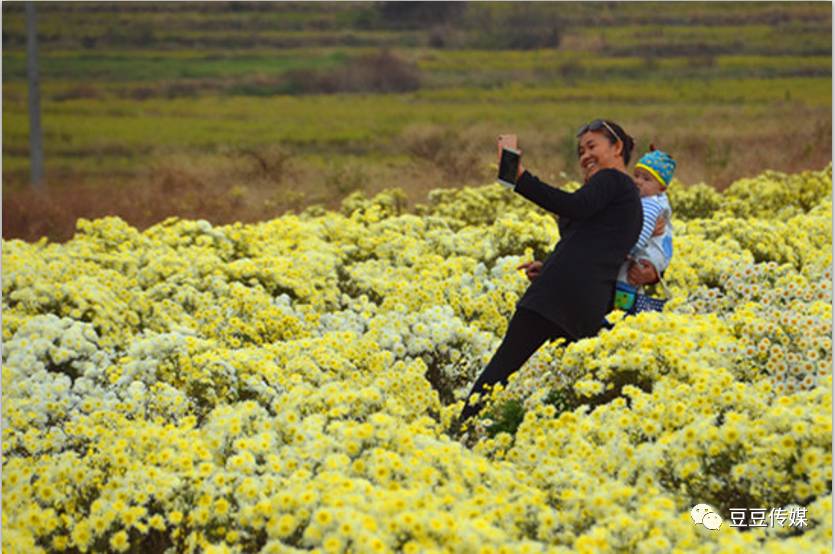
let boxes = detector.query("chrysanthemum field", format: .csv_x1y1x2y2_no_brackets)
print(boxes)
3,166,832,553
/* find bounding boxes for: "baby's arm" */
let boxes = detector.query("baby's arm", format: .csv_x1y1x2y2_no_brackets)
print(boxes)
631,197,665,255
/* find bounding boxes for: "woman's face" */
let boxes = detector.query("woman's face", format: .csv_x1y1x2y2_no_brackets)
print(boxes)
577,130,624,182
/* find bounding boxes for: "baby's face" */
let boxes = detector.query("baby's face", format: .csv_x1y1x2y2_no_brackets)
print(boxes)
633,167,665,197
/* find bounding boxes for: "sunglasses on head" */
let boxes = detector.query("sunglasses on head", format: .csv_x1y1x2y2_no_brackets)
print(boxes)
576,119,620,142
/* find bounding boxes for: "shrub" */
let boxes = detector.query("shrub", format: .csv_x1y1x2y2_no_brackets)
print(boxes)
282,50,421,94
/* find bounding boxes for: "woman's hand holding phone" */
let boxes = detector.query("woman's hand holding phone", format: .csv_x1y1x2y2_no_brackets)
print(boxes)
497,134,517,154
497,134,525,181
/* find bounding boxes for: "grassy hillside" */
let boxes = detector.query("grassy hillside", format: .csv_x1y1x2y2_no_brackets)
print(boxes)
2,1,831,241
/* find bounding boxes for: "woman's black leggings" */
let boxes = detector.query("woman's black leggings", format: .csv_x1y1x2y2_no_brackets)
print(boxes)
458,307,574,423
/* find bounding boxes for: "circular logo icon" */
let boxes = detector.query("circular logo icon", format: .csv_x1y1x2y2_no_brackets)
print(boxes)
702,512,722,530
691,504,723,530
690,504,713,524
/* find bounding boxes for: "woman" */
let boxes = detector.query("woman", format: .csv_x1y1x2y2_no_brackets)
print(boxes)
457,119,643,426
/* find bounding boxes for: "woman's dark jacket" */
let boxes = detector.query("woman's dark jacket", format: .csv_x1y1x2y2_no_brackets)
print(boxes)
513,168,643,340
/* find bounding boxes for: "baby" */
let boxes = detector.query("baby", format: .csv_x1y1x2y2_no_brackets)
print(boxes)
613,146,676,312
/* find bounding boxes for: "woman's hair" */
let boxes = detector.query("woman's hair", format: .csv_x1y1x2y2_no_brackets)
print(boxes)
578,119,635,166
603,120,635,166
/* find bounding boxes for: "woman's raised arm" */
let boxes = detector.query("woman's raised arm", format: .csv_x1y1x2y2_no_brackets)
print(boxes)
514,169,623,220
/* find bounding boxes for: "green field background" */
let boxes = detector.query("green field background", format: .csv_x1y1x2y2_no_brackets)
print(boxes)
2,1,831,241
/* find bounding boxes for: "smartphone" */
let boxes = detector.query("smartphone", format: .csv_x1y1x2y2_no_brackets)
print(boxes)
497,147,521,188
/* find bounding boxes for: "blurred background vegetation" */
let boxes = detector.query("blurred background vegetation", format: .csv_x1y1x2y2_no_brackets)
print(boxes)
2,1,831,241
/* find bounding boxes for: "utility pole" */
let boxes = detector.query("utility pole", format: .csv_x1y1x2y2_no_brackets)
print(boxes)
26,1,45,188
